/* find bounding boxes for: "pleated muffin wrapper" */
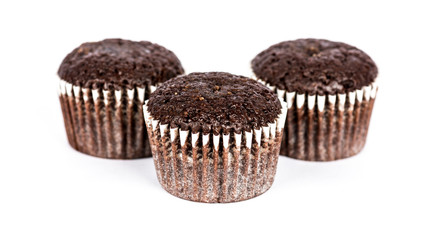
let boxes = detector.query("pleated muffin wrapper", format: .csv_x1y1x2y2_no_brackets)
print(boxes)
58,79,162,159
143,100,288,203
255,75,378,161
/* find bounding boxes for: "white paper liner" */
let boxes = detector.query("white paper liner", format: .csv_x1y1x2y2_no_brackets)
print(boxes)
253,75,378,161
58,79,156,159
143,99,287,203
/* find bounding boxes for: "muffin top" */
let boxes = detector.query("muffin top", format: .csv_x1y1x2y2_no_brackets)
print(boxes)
147,72,282,134
251,39,378,95
58,38,184,90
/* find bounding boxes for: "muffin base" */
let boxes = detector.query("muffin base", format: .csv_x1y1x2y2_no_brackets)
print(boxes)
143,101,287,203
58,80,155,159
258,78,378,161
161,178,274,203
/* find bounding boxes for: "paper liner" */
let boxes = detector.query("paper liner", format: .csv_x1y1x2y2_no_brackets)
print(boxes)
255,76,378,161
143,100,287,203
58,79,154,159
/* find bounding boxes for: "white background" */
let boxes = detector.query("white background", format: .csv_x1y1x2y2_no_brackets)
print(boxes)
1,0,426,239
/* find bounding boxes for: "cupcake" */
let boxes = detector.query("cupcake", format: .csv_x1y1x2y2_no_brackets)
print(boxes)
143,72,287,203
58,39,184,159
251,39,378,161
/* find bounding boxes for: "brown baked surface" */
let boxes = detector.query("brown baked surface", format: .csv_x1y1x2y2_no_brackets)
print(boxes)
147,72,282,134
251,39,377,95
58,38,184,90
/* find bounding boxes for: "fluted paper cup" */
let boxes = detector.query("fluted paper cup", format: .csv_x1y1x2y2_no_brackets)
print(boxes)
143,100,287,203
256,77,378,161
58,80,159,159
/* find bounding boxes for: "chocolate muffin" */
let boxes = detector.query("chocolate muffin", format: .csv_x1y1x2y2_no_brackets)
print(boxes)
58,38,184,159
143,72,287,203
251,39,378,161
